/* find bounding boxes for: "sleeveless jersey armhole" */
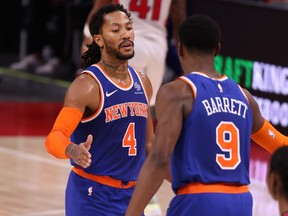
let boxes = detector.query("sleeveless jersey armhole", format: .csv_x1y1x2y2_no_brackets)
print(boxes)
79,71,104,123
237,85,250,105
179,76,197,99
132,69,149,105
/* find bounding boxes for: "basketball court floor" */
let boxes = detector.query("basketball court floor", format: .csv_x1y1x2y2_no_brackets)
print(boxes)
0,67,174,216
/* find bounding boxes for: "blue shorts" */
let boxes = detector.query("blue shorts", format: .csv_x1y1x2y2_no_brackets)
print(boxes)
65,171,144,216
167,192,253,216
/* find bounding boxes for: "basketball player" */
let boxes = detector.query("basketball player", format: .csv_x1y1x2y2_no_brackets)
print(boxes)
125,15,288,216
266,146,288,216
45,4,154,215
82,0,186,107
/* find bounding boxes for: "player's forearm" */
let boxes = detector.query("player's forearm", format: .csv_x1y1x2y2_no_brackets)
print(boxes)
251,119,288,153
45,107,82,159
126,158,166,216
170,0,186,42
45,131,71,159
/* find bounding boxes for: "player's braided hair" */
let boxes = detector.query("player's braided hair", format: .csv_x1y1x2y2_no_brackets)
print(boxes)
178,14,221,54
82,4,131,68
269,145,288,200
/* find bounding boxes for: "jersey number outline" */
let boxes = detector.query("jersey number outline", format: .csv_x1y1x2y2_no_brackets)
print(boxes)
216,121,241,170
122,123,137,156
114,0,161,20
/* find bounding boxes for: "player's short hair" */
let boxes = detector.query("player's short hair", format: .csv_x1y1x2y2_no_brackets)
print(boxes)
178,14,221,54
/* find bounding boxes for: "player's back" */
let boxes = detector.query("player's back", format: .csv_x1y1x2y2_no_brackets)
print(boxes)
171,72,253,192
114,0,172,38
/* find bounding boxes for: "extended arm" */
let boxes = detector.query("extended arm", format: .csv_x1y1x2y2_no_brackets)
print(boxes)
45,73,100,167
45,106,83,159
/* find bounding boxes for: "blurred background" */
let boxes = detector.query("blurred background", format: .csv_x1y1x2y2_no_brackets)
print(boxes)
0,0,287,215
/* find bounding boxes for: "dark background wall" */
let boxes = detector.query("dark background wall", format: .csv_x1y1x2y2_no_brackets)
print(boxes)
190,0,288,66
2,0,288,64
0,0,22,55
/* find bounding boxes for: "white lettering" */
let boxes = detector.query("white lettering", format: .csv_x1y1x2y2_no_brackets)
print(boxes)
223,97,230,113
202,97,248,118
254,96,288,127
210,98,219,113
215,97,226,112
252,61,288,95
202,100,213,116
230,99,237,115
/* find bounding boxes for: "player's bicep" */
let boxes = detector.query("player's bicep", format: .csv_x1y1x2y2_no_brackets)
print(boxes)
242,88,264,133
154,81,189,156
145,107,154,155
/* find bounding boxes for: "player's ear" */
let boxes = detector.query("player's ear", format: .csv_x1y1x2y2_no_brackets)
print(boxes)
178,42,184,57
267,172,281,200
93,34,104,48
214,43,221,56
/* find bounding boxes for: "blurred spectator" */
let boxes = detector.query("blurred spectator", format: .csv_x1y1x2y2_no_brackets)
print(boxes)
10,0,69,77
162,0,194,84
266,146,288,216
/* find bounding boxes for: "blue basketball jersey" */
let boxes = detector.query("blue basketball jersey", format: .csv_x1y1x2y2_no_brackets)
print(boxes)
171,72,253,193
70,64,148,182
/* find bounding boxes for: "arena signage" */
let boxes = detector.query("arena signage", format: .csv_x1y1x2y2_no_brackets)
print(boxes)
215,55,288,131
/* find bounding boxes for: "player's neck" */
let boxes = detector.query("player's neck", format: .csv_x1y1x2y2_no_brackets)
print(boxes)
100,59,131,86
279,198,288,216
100,59,128,74
184,64,220,79
184,55,221,78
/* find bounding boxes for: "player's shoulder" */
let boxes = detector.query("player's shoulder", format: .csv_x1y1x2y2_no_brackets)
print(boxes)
159,78,192,100
68,71,100,95
128,66,145,80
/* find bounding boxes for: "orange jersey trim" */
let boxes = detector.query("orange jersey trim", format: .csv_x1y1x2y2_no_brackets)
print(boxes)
251,119,288,153
95,63,133,89
177,183,249,195
80,71,104,123
73,167,136,189
237,85,249,104
179,76,197,98
134,69,149,106
45,107,83,159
